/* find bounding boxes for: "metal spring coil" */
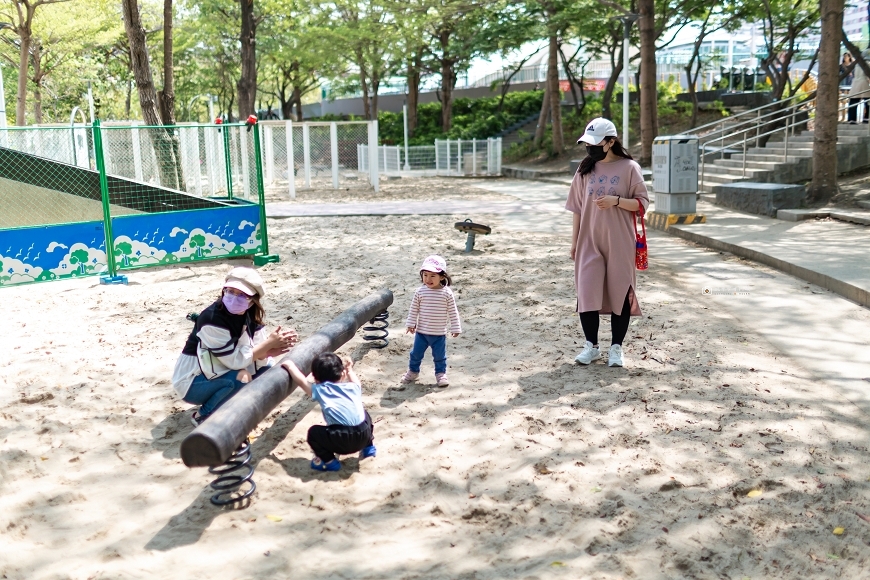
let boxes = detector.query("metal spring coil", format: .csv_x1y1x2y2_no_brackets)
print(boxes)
362,310,389,349
209,438,256,506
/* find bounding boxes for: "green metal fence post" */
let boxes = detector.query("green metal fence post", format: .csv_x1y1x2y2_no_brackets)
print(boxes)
250,119,279,266
221,123,234,200
93,119,128,285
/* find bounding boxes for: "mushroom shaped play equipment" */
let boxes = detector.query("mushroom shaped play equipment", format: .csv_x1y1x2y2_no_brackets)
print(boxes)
454,218,491,253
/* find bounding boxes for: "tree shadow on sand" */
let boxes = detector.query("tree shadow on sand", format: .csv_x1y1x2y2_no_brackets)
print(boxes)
145,396,316,551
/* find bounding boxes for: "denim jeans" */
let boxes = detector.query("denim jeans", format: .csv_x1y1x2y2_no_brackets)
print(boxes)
408,332,447,374
184,366,269,417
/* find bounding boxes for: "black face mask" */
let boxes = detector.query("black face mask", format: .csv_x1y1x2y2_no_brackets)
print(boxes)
586,144,607,161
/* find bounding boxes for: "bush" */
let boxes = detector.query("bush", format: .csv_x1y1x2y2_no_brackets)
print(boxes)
376,90,545,145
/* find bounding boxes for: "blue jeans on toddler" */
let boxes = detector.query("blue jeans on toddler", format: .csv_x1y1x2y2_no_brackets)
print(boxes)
409,333,447,374
184,366,269,417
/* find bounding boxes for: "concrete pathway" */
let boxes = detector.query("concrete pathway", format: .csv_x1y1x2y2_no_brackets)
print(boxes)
265,178,870,417
668,200,870,308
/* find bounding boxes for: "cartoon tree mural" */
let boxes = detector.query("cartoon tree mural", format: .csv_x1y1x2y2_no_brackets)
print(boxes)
189,234,206,258
115,241,134,267
37,271,56,281
69,249,90,274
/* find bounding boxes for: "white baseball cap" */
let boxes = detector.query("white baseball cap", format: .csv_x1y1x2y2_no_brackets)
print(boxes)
224,267,265,297
420,255,447,273
577,118,618,145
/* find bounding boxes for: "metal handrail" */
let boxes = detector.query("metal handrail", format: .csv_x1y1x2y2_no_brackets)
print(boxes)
696,96,815,145
699,89,870,188
686,90,815,136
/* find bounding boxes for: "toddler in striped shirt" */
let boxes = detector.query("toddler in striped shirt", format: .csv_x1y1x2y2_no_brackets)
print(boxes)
402,255,462,387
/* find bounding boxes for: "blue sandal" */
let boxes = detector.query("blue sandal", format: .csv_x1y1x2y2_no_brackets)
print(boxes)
311,457,341,471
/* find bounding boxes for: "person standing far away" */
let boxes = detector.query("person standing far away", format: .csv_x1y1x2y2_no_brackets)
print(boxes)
565,118,650,368
841,52,854,87
847,49,870,123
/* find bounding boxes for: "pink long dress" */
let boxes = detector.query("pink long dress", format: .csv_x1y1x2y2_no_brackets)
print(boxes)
565,158,650,316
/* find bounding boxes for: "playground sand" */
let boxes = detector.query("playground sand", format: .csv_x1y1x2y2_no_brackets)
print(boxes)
264,176,516,204
2,212,870,579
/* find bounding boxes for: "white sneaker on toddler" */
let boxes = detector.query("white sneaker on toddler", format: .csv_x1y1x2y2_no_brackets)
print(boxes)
574,341,600,365
608,344,624,367
401,370,419,384
435,373,449,387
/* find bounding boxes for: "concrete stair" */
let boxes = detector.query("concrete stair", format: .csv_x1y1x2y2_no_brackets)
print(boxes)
498,113,540,149
698,123,870,193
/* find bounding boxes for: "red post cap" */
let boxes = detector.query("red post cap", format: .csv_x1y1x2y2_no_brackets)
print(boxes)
214,117,223,125
246,114,258,125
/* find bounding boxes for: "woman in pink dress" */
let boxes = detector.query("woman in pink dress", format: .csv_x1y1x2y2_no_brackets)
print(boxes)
565,118,649,367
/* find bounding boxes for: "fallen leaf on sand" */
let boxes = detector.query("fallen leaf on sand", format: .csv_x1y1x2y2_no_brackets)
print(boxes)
550,561,566,567
828,554,840,560
833,527,845,535
535,463,553,475
662,527,669,533
266,515,283,522
591,486,602,493
746,490,762,498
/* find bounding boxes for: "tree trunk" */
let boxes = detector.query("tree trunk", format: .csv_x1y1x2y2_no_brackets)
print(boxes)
534,82,550,147
280,86,293,120
407,57,420,137
601,46,623,120
357,52,371,120
547,35,563,154
126,80,133,118
808,0,845,204
30,42,42,124
237,0,257,119
685,61,699,128
159,0,176,125
294,88,303,121
121,0,183,190
16,32,30,126
638,0,657,164
559,47,583,115
371,71,380,120
439,30,454,132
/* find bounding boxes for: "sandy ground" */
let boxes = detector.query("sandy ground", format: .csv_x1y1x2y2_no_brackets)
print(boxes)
2,204,870,579
263,177,515,205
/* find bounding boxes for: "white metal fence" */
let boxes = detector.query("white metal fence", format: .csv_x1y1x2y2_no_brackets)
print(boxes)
1,121,501,199
358,138,502,177
259,120,379,197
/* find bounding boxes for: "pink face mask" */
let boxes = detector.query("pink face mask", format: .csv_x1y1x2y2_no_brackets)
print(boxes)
222,291,252,315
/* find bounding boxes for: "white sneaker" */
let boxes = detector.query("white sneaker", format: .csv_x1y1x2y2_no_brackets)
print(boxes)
608,344,624,367
401,370,419,384
574,341,600,365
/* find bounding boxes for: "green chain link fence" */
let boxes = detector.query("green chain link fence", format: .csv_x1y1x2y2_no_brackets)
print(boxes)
0,119,277,289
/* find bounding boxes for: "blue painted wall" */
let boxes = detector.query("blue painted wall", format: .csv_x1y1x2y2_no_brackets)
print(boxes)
0,202,263,288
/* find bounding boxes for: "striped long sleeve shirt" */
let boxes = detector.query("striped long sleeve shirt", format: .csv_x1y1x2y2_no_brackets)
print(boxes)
405,286,462,335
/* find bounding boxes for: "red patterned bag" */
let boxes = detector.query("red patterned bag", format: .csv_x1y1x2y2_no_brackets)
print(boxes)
635,205,648,270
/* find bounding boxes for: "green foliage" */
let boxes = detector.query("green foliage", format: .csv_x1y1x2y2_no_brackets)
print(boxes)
373,90,545,145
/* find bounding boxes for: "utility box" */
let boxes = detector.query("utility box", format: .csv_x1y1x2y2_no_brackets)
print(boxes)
653,135,699,215
655,192,697,214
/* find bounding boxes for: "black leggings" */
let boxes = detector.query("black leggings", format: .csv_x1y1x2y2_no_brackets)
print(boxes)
579,292,632,346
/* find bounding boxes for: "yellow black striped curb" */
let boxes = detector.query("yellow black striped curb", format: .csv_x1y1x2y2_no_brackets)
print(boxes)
647,211,707,231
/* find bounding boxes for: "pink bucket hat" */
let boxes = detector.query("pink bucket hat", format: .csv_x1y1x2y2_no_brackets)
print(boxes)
420,255,447,273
